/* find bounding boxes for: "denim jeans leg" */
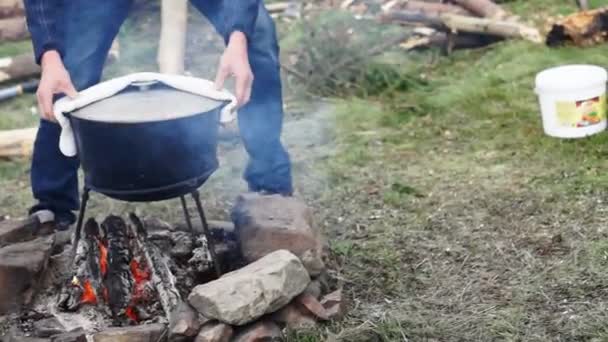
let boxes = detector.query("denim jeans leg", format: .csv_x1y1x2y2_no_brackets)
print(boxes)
29,0,132,224
190,0,293,195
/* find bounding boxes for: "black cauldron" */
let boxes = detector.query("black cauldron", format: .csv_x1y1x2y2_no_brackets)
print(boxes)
67,81,228,202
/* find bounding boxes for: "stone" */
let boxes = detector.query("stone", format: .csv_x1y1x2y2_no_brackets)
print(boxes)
232,321,282,342
169,301,201,339
194,322,233,342
296,293,329,321
33,317,66,337
231,193,325,276
92,323,166,342
51,329,87,342
0,236,55,314
271,302,317,330
0,218,38,247
188,250,310,325
321,289,346,320
303,280,322,299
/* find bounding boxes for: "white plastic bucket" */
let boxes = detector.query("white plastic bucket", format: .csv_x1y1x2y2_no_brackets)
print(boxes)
535,64,608,138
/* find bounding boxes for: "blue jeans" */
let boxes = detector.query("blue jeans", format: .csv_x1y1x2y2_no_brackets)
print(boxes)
30,0,293,224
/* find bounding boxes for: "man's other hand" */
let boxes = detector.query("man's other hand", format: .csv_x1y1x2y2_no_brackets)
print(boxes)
215,32,253,107
37,50,78,121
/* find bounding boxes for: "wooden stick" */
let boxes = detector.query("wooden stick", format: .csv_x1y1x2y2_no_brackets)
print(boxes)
0,16,28,41
379,10,447,30
158,0,188,74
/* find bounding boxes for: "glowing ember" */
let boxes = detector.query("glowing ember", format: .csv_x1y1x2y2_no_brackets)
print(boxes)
130,258,151,300
98,240,108,277
125,306,138,322
80,280,97,305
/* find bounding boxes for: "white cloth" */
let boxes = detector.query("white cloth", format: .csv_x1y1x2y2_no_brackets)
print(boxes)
53,72,238,157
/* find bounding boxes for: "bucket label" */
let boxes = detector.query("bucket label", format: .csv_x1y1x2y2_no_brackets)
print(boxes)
555,95,606,128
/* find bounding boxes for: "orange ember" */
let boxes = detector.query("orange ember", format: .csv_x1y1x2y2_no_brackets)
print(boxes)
125,306,138,322
98,240,108,277
80,280,97,305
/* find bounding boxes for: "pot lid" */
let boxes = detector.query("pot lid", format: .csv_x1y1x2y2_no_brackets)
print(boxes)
71,81,226,123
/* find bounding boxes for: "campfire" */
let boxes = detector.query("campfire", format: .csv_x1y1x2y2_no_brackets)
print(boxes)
0,194,344,341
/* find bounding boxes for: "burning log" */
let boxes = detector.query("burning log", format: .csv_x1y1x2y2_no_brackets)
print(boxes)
546,7,608,47
57,219,105,312
129,213,181,322
101,216,134,323
0,16,28,41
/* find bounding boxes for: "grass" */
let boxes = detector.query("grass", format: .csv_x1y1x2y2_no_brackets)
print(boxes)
4,0,608,340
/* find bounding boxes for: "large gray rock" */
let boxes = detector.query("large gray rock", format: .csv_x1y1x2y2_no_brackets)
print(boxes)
0,236,55,313
33,317,66,337
92,324,166,342
231,193,326,276
188,250,310,325
0,218,38,247
51,329,87,342
169,301,201,340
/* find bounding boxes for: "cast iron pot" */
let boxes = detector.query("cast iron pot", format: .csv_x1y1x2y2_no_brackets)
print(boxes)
67,81,228,202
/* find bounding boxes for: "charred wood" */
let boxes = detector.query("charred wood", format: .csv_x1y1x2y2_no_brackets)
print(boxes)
129,213,181,322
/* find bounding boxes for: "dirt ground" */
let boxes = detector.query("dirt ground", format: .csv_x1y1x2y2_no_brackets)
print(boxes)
4,1,608,341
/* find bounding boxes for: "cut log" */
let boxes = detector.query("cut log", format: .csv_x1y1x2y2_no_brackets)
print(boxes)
158,0,187,74
402,1,473,16
129,213,181,322
547,7,608,47
0,53,39,83
379,10,447,30
450,0,508,19
0,16,28,41
440,13,542,43
0,0,24,18
0,127,36,158
266,2,289,13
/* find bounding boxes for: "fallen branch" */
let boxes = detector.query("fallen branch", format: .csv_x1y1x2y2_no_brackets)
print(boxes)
402,1,473,16
379,10,447,30
0,16,28,41
440,13,542,43
450,0,508,19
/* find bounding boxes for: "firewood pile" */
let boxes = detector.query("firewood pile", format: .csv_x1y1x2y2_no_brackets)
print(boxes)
0,193,344,341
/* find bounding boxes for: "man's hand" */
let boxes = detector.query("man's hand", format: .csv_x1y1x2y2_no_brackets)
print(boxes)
215,32,253,107
37,50,78,121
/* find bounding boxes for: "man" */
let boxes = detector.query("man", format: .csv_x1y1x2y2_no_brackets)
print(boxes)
24,0,293,231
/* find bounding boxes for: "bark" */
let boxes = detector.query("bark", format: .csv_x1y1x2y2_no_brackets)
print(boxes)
0,0,24,18
0,127,36,158
0,16,28,41
158,0,188,74
450,0,508,19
